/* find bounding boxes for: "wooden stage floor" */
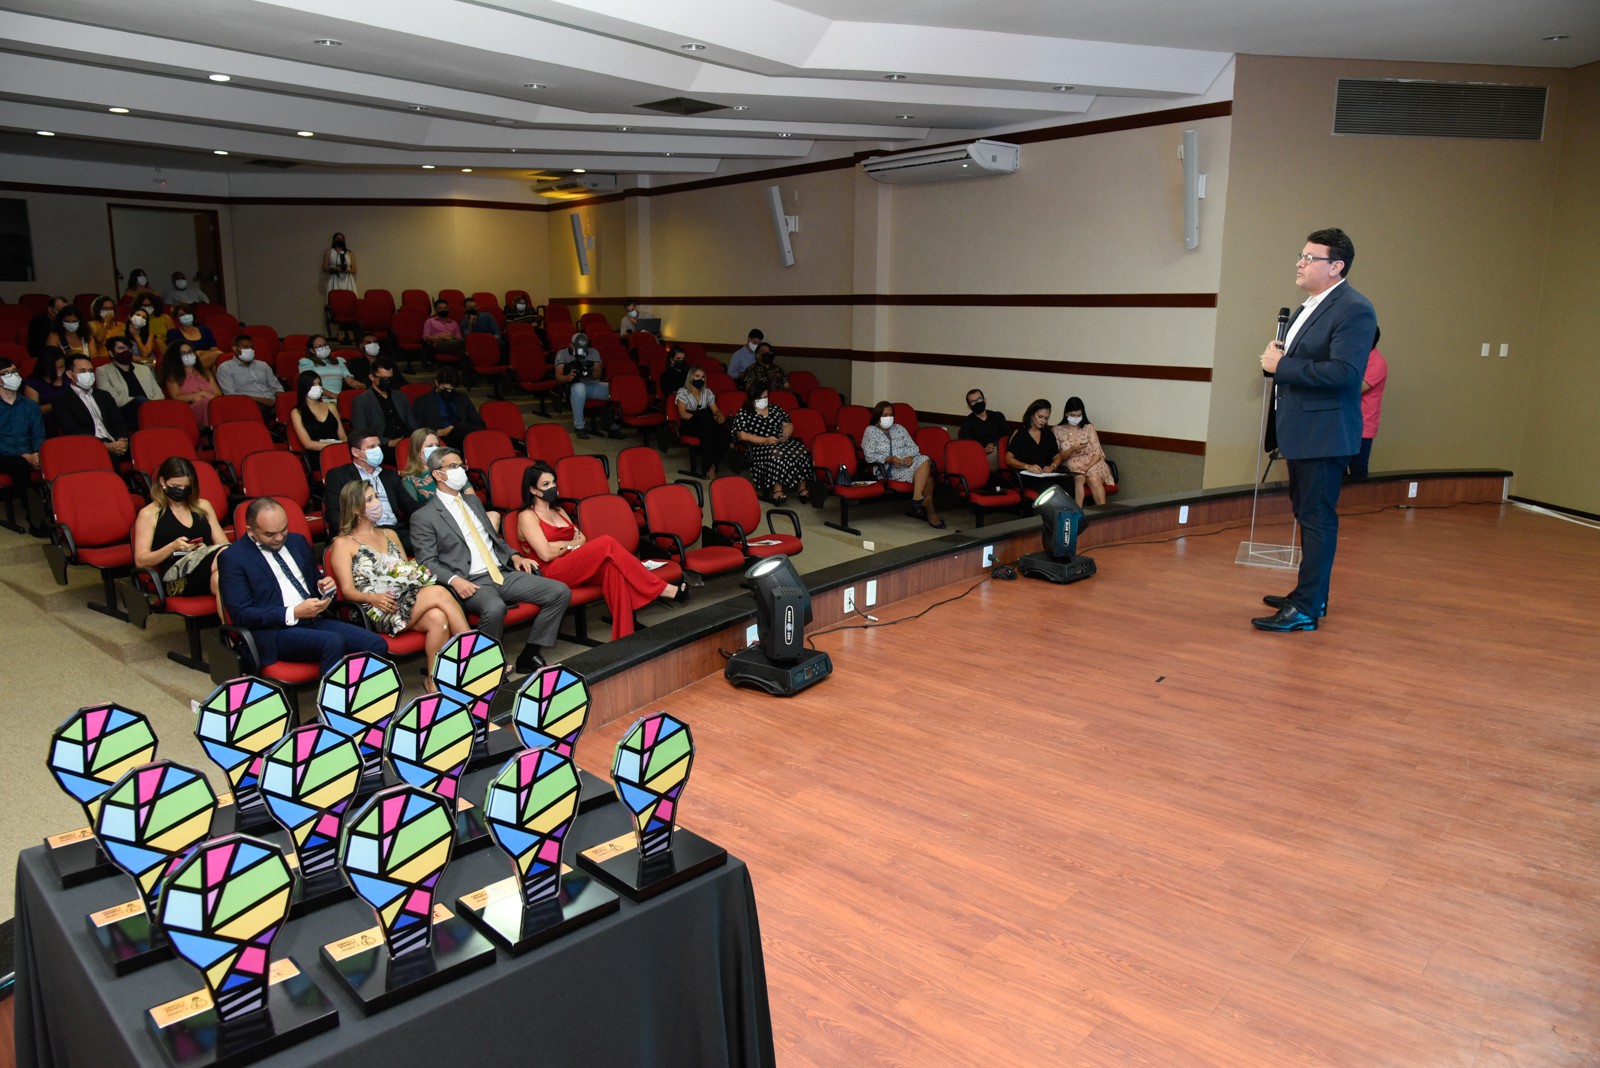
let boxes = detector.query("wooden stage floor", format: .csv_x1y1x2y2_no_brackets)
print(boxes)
584,501,1600,1067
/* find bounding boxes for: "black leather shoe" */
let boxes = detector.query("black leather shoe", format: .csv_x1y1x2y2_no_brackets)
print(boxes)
1251,605,1318,632
574,427,592,439
1263,594,1327,618
514,649,547,675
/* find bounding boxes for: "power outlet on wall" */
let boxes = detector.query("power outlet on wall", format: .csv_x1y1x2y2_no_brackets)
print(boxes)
865,580,878,607
982,545,995,568
1179,505,1190,524
843,587,856,614
1408,482,1418,498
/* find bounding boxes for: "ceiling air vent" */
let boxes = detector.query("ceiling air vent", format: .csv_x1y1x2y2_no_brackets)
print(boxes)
1334,79,1546,141
635,96,725,116
247,158,300,168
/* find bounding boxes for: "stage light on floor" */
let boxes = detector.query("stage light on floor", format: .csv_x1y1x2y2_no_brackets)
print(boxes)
725,555,832,696
1017,485,1097,584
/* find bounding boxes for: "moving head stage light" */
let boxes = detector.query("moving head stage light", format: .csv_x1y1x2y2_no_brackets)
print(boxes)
1017,485,1097,584
725,555,831,696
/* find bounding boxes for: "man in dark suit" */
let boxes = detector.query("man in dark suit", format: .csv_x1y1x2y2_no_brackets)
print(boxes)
1255,227,1377,633
411,366,484,451
323,432,411,548
217,497,387,673
55,354,131,459
349,356,414,462
410,447,569,674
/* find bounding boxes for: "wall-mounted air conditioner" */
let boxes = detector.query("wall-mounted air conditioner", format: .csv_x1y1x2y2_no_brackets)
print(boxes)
860,140,1019,185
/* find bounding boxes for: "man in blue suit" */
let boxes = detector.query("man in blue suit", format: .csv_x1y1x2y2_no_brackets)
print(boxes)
218,498,387,672
1256,228,1376,633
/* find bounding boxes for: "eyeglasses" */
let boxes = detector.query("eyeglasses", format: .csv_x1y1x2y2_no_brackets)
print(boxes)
1296,253,1336,264
438,462,464,471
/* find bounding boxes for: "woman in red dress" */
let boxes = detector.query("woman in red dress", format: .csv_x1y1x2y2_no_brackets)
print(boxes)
516,462,689,640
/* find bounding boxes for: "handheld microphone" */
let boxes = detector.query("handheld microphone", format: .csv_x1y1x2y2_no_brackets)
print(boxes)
1275,307,1291,345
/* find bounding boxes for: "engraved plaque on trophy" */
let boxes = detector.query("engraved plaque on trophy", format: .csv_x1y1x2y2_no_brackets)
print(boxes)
433,630,516,768
148,834,338,1066
384,693,489,851
260,725,362,916
317,652,402,796
322,785,494,1013
90,759,219,975
512,665,613,811
196,677,293,834
577,713,726,901
457,748,618,954
46,703,159,887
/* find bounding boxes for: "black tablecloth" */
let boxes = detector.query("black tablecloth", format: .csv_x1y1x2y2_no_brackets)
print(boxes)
13,779,775,1068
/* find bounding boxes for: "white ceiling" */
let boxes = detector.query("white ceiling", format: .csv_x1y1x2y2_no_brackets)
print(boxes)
0,0,1593,196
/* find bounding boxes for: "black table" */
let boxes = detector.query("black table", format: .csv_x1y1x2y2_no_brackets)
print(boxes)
13,786,775,1068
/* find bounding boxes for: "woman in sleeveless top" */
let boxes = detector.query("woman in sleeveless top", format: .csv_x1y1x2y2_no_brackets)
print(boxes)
1052,396,1114,506
160,342,219,423
516,461,687,641
289,370,347,453
327,478,468,689
673,366,730,478
129,456,228,603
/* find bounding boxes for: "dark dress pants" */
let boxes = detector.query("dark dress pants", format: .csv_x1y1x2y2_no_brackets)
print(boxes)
273,617,388,674
1286,456,1350,615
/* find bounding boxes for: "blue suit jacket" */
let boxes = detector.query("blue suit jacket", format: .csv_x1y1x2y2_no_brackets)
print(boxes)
216,532,323,665
1272,282,1376,460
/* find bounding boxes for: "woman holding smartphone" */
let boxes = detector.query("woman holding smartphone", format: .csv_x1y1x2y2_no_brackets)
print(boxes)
129,456,229,602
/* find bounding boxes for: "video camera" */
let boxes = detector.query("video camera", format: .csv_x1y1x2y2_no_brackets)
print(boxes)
568,332,595,381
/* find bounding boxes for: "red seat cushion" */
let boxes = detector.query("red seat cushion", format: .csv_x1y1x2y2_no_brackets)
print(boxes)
163,596,217,617
77,545,134,568
381,631,427,656
971,489,1022,507
744,533,803,558
835,483,885,500
262,660,322,685
684,545,746,573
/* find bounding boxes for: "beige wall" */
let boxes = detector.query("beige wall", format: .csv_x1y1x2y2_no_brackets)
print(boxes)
1207,55,1570,491
1521,62,1600,515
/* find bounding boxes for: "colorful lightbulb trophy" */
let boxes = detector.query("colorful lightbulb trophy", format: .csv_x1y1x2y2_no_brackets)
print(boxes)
432,630,517,768
260,725,362,915
457,749,618,954
323,785,494,1012
577,713,726,901
384,693,489,850
148,835,338,1065
89,759,218,975
512,665,613,812
316,652,402,795
196,677,292,834
46,703,159,887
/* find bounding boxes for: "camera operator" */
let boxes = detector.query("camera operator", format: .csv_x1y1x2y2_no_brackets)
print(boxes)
553,332,618,439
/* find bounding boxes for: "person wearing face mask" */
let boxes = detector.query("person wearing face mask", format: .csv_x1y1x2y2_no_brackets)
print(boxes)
322,432,412,549
673,365,729,478
23,350,72,428
658,346,690,401
861,400,943,529
412,366,484,451
618,299,645,336
27,295,69,356
216,334,284,410
1006,398,1076,492
732,386,812,504
328,480,468,689
122,299,165,365
158,342,220,423
350,356,416,459
95,337,162,426
461,299,501,341
553,332,616,439
0,356,47,535
163,271,209,306
288,370,346,454
125,457,229,626
323,232,357,296
423,301,464,358
297,334,360,395
958,388,1009,482
411,448,571,675
399,427,446,507
46,307,91,361
56,355,130,457
727,328,765,380
165,303,223,370
121,267,159,305
517,461,688,640
740,342,788,393
1051,396,1114,507
344,333,396,385
217,497,387,674
86,296,128,361
505,297,539,328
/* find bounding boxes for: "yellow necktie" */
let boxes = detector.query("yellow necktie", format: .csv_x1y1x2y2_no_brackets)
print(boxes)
455,495,504,584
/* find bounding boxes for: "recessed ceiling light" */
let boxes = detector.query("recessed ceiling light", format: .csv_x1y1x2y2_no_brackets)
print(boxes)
523,82,546,89
461,168,473,173
213,150,229,155
776,132,792,138
36,130,54,137
663,152,673,157
296,130,315,137
573,168,587,174
208,73,231,82
1053,84,1075,92
680,43,706,51
895,114,915,120
422,164,435,169
617,125,632,131
109,107,130,114
1543,34,1570,41
408,105,429,112
731,105,750,111
313,38,342,47
884,73,907,81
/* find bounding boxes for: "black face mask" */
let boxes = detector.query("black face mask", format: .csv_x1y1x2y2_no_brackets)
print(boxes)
112,350,133,365
165,484,192,502
760,352,774,364
437,386,453,395
373,377,392,392
969,400,986,414
539,487,559,503
333,239,346,249
691,377,705,387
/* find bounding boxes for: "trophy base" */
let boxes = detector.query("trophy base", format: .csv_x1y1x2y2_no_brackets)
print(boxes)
577,768,614,813
456,871,619,956
455,802,492,854
46,831,117,888
147,959,338,1068
86,901,173,976
319,914,495,1015
227,805,278,837
577,828,728,902
287,868,354,919
466,724,523,772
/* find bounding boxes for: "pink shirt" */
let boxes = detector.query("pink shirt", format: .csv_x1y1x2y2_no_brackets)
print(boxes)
423,315,461,340
1360,347,1388,438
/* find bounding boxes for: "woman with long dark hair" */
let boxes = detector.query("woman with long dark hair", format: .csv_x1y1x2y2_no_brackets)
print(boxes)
129,456,228,608
289,369,346,453
1052,396,1114,506
730,385,812,503
1006,398,1075,492
159,340,220,423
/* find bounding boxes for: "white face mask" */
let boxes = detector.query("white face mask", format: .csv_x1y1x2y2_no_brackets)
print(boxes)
879,416,894,429
133,274,146,285
515,303,526,312
99,308,114,319
179,314,195,326
180,352,197,367
174,279,188,289
422,445,439,461
237,348,255,363
748,342,759,352
0,372,21,391
75,371,96,389
1067,416,1084,427
628,309,638,318
442,467,469,491
364,342,380,356
315,345,331,359
129,315,146,328
63,321,80,334
306,384,324,401
754,397,769,411
362,446,384,466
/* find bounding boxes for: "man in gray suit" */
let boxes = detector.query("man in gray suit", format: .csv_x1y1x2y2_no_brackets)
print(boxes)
410,447,570,673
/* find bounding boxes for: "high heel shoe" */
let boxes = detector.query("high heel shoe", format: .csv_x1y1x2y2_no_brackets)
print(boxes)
671,584,691,606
